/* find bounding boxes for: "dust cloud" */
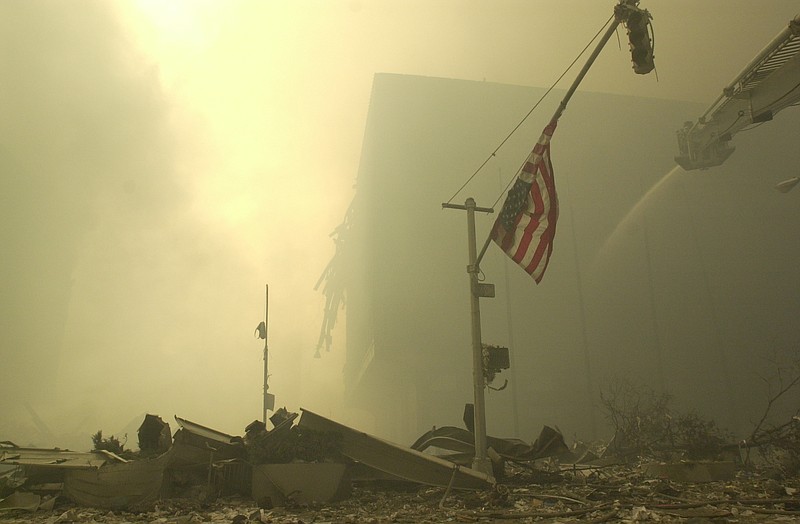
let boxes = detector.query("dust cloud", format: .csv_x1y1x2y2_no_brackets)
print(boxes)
0,1,345,450
2,0,799,449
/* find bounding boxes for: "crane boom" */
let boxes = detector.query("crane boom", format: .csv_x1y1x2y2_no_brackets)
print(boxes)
675,15,800,171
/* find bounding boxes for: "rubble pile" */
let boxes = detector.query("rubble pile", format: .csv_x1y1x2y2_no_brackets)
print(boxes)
1,459,799,523
246,425,343,466
1,406,798,523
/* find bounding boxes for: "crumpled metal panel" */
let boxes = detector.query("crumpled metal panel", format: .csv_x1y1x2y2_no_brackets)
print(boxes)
170,416,245,466
298,408,493,490
0,443,124,470
173,416,240,446
411,425,571,463
63,453,169,510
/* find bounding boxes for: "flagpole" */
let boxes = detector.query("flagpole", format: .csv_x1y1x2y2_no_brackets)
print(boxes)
475,3,629,270
442,0,642,477
549,10,624,124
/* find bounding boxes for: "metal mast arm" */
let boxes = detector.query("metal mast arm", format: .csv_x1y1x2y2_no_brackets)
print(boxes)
550,13,624,124
475,0,640,269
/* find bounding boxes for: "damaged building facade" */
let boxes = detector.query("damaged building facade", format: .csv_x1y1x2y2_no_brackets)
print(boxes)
331,73,800,445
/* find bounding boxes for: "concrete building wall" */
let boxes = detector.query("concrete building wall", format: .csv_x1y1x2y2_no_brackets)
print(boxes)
342,73,800,445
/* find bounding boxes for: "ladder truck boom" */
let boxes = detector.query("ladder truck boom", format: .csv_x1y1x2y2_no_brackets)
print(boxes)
675,15,800,171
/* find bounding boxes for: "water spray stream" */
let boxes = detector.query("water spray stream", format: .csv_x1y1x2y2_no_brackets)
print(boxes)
593,164,684,270
589,163,685,395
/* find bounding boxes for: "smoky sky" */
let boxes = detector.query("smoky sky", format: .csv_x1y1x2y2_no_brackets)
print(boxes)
1,1,267,447
2,0,799,449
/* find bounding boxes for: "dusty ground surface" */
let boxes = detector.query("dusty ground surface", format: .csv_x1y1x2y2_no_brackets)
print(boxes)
1,463,799,523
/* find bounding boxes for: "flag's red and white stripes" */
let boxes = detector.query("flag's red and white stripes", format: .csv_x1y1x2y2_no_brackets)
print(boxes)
491,121,559,283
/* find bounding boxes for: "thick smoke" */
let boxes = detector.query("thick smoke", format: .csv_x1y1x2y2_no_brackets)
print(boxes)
0,1,264,449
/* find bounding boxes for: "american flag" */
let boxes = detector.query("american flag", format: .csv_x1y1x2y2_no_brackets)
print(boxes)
491,120,558,283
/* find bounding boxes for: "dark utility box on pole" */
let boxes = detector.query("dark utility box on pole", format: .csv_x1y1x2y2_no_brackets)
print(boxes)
486,346,510,371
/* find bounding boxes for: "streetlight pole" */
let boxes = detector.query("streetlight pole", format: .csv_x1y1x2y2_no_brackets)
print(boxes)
263,284,269,425
443,198,495,476
255,284,275,426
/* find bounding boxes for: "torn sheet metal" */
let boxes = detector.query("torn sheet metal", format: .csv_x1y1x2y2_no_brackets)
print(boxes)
0,442,125,470
0,490,57,512
63,453,169,510
171,416,245,466
297,408,493,490
138,414,171,453
410,427,475,455
410,425,570,462
209,458,251,496
0,491,43,512
173,416,242,448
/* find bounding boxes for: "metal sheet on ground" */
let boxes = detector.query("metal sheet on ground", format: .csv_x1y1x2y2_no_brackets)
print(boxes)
298,408,493,490
63,453,168,510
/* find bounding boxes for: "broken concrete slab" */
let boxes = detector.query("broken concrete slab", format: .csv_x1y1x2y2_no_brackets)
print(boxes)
297,408,494,490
